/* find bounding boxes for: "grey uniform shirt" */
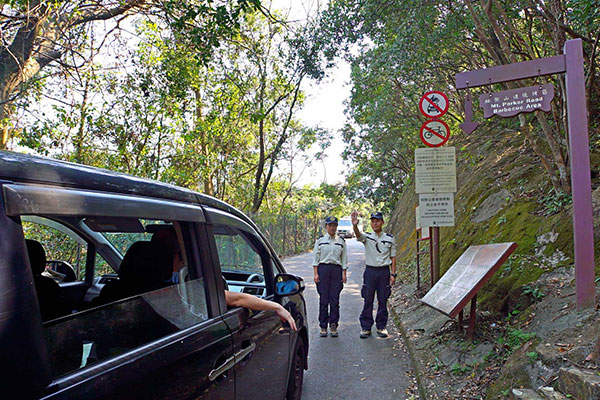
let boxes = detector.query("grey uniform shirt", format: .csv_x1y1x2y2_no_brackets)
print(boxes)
357,231,397,267
312,234,348,270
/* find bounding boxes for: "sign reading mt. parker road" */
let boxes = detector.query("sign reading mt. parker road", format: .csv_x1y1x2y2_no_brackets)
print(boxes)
479,83,554,118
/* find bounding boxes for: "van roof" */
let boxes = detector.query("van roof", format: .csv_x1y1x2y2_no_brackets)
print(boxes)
0,150,251,227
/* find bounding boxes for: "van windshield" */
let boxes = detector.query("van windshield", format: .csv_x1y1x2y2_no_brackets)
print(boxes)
338,220,352,227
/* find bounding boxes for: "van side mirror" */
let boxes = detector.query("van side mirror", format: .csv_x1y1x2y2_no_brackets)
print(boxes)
274,274,304,296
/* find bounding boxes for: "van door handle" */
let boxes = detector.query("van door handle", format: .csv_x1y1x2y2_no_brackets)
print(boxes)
208,342,256,381
209,354,236,382
233,342,256,362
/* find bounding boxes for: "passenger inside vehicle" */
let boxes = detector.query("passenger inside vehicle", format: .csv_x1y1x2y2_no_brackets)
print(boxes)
26,239,69,321
98,240,174,304
150,225,185,283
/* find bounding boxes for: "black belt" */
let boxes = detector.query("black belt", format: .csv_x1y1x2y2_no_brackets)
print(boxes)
366,265,390,268
319,263,342,267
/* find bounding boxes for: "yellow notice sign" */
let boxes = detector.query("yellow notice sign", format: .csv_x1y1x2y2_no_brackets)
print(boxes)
415,147,457,194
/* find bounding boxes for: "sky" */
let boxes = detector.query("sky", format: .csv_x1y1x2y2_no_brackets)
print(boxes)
271,0,351,187
295,64,351,186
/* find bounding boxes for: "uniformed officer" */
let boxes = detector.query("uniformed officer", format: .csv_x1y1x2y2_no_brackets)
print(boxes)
351,211,397,338
313,216,348,337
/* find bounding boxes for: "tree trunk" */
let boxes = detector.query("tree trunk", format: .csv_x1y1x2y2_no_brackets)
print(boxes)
0,104,11,149
0,2,144,150
467,0,568,193
252,68,268,213
195,89,214,196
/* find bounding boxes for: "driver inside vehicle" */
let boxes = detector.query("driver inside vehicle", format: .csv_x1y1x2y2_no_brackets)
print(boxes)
151,227,297,331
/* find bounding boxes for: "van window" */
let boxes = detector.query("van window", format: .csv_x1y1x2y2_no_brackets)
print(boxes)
20,216,209,378
213,224,268,297
22,217,88,283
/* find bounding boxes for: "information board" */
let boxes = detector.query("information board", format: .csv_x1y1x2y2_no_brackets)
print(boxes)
420,243,518,317
415,206,430,239
415,147,457,193
419,193,455,227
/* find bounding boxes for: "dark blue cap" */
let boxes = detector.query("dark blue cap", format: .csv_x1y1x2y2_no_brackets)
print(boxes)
325,216,338,224
370,211,384,220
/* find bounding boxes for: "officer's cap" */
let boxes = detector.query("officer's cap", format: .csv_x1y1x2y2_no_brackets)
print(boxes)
325,216,338,225
370,211,384,220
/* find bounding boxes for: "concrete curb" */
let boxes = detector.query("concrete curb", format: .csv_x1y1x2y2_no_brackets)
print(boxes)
391,309,429,399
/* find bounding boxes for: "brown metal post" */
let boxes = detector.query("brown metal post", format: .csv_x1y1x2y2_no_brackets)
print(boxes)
564,39,596,310
431,227,440,284
467,294,477,340
416,230,421,290
455,39,595,309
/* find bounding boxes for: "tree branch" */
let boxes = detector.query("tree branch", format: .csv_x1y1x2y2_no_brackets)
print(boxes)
68,1,148,28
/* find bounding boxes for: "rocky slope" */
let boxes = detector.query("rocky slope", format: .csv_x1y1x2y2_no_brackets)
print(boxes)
387,121,600,314
386,120,600,398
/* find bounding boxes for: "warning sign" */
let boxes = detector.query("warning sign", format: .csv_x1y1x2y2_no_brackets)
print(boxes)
420,119,450,147
419,193,455,227
419,91,449,119
415,147,457,194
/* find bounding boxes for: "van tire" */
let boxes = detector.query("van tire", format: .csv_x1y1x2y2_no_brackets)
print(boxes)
286,338,305,400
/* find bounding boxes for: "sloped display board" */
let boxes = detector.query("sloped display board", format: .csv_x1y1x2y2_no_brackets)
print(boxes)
420,242,518,318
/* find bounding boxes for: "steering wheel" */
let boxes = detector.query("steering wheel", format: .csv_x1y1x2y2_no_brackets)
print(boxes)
246,273,264,283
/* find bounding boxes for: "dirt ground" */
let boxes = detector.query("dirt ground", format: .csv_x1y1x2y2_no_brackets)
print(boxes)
389,267,600,399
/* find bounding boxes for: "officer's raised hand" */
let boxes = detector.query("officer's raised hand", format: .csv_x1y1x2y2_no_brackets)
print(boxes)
351,211,359,226
351,211,361,238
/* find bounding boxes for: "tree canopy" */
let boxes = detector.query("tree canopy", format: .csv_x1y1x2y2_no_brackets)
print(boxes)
319,0,600,206
0,0,262,148
5,0,600,239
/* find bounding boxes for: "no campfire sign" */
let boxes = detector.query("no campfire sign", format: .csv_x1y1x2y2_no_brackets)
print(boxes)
419,91,449,119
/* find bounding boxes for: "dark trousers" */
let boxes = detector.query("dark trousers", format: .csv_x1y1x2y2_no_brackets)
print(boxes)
316,263,343,329
359,266,391,330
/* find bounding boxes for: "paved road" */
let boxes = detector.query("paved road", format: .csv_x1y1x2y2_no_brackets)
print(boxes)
282,239,413,399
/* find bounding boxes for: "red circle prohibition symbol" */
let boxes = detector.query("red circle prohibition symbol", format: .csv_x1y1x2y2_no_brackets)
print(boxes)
419,91,449,118
420,119,450,147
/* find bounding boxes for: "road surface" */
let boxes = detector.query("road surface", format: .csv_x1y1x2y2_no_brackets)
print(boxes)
282,239,413,399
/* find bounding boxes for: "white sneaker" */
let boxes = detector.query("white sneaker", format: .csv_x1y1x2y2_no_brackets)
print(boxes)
330,325,338,337
376,328,388,338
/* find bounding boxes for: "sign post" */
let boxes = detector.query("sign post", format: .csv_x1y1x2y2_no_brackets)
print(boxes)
455,39,595,310
415,94,455,286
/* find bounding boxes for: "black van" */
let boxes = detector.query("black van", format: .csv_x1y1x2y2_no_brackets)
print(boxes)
0,151,308,399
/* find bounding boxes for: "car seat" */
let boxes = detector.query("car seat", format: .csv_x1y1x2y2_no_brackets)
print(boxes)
98,241,173,304
26,239,69,321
